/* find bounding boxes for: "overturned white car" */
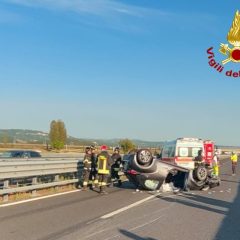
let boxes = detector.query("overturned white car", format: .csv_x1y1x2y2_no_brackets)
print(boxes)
123,149,220,191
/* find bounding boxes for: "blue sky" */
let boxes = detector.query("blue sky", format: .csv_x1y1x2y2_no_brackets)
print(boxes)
0,1,240,145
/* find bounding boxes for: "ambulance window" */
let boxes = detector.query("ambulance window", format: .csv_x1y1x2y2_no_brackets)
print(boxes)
162,147,169,157
179,147,188,157
168,146,175,157
162,145,175,157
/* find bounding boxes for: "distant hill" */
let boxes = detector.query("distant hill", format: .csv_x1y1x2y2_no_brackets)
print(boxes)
0,129,48,144
0,129,164,148
1,129,239,149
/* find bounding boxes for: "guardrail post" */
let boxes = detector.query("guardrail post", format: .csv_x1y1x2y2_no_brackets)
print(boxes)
3,180,9,189
54,175,59,191
55,175,59,182
32,177,38,197
3,180,9,202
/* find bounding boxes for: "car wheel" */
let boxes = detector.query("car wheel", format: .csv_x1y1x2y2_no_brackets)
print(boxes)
187,170,207,190
194,166,208,181
136,149,153,166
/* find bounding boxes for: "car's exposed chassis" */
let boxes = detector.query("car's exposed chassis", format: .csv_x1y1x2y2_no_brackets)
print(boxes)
123,149,220,191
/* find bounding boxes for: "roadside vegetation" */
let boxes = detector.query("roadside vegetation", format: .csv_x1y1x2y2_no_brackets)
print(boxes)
119,139,136,153
49,120,67,150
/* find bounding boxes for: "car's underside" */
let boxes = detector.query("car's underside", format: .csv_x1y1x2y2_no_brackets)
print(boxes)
123,149,220,191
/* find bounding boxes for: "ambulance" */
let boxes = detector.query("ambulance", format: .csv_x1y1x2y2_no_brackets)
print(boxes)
161,138,205,170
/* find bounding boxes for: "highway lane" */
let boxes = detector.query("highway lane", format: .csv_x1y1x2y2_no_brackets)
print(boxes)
0,182,154,240
0,157,239,240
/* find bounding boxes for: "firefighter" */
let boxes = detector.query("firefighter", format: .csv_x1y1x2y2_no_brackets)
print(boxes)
96,145,113,194
212,151,219,176
89,145,98,189
231,152,238,176
194,150,204,164
82,147,92,191
111,147,122,186
183,149,204,192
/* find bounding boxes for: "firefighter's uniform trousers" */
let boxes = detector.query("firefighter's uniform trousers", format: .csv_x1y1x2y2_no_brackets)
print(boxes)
83,154,92,188
213,165,219,176
83,168,91,187
89,168,99,188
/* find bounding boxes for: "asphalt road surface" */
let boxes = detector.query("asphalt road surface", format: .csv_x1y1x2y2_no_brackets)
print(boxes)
0,157,239,240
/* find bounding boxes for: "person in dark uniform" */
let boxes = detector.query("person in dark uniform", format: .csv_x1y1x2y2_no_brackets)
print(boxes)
82,147,92,191
111,147,123,186
183,150,203,192
89,145,98,189
96,145,113,194
194,150,204,163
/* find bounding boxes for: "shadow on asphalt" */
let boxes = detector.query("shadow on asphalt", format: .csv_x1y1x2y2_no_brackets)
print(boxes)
157,174,240,240
119,229,157,240
157,193,229,215
113,181,137,190
220,173,234,176
214,176,240,240
220,179,240,184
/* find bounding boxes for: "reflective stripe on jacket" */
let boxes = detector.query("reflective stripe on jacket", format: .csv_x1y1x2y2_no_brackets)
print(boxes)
97,151,112,175
212,155,218,166
83,154,92,169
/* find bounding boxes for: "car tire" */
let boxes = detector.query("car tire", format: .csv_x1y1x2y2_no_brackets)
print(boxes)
188,170,207,190
136,149,153,166
127,149,157,174
194,166,208,181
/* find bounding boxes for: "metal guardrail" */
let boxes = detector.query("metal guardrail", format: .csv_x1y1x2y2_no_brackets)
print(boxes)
0,158,83,202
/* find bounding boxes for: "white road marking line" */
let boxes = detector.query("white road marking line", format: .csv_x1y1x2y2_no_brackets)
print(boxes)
84,193,177,239
0,190,81,208
100,193,161,219
129,215,165,231
104,215,165,240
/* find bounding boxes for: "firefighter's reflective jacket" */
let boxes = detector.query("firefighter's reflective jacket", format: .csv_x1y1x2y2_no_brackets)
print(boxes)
231,154,238,162
97,151,113,175
83,154,92,170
